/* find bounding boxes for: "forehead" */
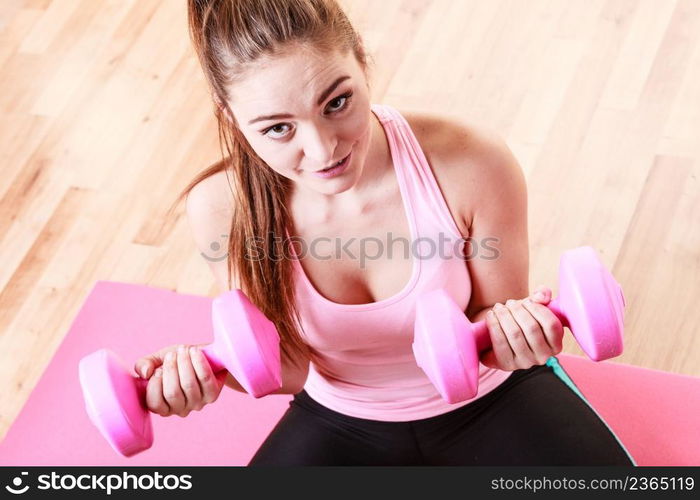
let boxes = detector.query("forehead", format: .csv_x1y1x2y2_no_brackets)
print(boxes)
227,47,361,118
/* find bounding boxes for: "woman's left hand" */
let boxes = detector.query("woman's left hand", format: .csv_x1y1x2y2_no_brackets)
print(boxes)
480,285,565,371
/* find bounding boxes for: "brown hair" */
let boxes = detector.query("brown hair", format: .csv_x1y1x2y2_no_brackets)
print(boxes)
169,0,372,368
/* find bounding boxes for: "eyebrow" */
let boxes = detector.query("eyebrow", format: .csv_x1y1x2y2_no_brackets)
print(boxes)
247,75,351,125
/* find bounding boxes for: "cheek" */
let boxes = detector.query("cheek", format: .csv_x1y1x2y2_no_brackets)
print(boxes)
340,108,371,145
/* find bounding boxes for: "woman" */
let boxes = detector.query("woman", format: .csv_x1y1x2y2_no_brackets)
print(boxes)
134,0,635,466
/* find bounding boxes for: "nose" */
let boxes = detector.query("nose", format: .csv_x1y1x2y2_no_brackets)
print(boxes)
301,123,337,168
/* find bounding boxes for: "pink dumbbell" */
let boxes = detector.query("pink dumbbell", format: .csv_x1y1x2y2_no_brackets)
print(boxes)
78,289,282,457
413,246,626,403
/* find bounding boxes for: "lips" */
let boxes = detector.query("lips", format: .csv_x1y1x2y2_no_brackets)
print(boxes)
317,152,350,172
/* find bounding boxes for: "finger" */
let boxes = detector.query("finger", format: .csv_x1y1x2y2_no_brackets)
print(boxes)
484,306,516,370
494,302,536,369
190,346,224,406
530,286,552,305
135,344,178,379
146,368,170,416
479,348,499,370
162,351,186,415
507,299,553,365
134,357,156,379
522,299,564,355
176,345,202,413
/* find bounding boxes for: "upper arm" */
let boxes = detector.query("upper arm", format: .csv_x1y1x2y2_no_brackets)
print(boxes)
185,170,311,393
460,128,530,319
185,171,237,294
420,115,529,319
403,112,530,317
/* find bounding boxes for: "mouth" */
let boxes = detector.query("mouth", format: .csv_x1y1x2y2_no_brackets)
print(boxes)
315,152,351,173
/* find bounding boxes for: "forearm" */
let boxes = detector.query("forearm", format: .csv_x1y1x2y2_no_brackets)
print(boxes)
467,306,494,324
223,355,309,395
223,373,246,393
188,342,252,394
466,306,498,362
272,359,310,395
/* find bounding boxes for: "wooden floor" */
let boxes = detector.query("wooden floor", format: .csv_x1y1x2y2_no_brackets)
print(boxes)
1,0,699,442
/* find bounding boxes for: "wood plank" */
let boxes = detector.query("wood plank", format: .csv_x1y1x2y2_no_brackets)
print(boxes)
1,0,699,442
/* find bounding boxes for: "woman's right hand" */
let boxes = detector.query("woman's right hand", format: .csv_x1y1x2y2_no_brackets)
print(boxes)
134,344,228,418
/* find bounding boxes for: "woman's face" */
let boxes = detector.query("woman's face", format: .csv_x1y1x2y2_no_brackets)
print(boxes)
225,46,374,199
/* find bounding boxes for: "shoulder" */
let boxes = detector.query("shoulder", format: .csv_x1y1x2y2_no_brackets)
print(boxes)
400,109,526,235
186,165,236,292
186,166,235,216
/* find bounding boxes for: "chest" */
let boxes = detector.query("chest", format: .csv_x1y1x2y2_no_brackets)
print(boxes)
293,187,413,306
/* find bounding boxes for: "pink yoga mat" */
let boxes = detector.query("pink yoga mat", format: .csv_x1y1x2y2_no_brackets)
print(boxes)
0,281,291,466
1,280,698,465
555,354,700,466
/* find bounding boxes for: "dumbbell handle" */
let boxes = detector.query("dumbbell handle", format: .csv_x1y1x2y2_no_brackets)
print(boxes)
132,344,228,391
472,297,568,354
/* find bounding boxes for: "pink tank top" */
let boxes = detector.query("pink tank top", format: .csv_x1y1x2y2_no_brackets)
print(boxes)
288,103,511,421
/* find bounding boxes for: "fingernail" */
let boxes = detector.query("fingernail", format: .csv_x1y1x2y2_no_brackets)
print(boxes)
189,346,198,356
166,352,175,362
534,292,545,300
139,366,148,378
178,345,186,355
155,368,162,377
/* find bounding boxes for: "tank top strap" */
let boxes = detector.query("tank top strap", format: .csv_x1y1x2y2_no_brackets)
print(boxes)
370,103,464,241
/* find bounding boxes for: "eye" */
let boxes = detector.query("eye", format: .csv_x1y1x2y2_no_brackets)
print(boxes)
260,91,354,139
325,91,353,113
261,123,291,139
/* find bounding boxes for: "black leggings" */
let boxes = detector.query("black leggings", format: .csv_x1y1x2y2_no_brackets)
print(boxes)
248,357,636,466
